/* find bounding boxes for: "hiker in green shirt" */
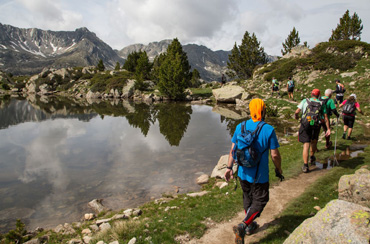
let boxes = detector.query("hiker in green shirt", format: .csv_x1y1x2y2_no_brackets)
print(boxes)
271,77,280,97
320,89,340,149
295,89,330,173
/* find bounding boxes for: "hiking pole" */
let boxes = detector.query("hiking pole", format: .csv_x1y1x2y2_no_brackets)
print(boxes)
333,117,339,166
233,164,239,191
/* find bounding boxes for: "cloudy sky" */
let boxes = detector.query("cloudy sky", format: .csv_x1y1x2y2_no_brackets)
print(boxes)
0,0,369,56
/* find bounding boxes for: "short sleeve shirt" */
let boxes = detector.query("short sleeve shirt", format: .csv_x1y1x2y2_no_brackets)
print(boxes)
297,97,327,118
320,96,336,118
231,119,280,184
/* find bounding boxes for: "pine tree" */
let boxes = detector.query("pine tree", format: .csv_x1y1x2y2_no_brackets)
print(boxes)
157,38,191,100
189,68,201,87
134,51,152,90
281,27,301,55
123,51,141,72
114,62,121,71
96,59,105,72
227,31,267,79
329,10,363,41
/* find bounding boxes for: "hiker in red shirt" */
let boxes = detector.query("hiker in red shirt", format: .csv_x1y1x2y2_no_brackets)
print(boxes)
339,94,364,140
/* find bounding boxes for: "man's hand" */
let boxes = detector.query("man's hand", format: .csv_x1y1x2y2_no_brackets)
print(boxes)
224,169,233,182
325,128,331,137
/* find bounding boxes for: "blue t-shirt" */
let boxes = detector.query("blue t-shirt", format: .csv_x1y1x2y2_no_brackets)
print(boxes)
231,119,280,183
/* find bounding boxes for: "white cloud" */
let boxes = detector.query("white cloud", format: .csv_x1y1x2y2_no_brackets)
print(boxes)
0,0,369,55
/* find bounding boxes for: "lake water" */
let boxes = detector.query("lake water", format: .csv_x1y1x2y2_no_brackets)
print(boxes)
0,95,246,232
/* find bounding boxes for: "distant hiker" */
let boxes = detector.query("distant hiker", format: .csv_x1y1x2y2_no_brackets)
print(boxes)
339,94,364,140
224,98,282,244
286,77,295,100
295,89,330,173
320,89,340,149
334,79,346,104
221,74,226,87
271,77,280,97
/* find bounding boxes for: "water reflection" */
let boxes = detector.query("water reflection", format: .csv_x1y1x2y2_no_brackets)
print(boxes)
0,96,232,232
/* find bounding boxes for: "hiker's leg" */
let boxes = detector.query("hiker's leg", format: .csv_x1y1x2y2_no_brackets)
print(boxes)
347,128,353,137
240,179,252,211
343,125,348,133
310,139,318,156
303,142,310,164
241,181,269,225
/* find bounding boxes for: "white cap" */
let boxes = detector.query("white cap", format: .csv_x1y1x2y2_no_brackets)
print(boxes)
325,89,333,96
350,94,357,100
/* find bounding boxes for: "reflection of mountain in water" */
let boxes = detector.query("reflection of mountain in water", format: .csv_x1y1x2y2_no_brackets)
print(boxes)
0,97,98,130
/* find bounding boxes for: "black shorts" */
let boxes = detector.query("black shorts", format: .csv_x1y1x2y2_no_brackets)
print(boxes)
273,86,279,91
299,124,321,143
343,115,355,128
336,95,344,104
288,87,294,93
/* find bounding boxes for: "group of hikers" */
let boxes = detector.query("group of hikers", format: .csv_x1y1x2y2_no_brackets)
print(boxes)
224,78,364,244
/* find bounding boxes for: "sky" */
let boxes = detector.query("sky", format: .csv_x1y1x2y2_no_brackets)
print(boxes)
0,0,369,56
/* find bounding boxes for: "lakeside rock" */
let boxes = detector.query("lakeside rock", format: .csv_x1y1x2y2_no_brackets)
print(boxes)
212,85,245,103
88,199,110,214
338,168,370,207
211,155,237,179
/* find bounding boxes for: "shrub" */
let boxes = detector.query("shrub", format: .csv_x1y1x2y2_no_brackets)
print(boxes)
1,83,10,90
266,103,278,117
5,219,29,243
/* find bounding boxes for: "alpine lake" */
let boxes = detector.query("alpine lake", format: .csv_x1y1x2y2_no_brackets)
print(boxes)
0,94,292,233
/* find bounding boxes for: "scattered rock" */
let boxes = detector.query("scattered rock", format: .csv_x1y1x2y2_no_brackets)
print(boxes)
89,224,99,232
109,241,119,244
211,155,237,178
24,239,41,244
215,182,228,189
88,199,109,214
314,197,319,200
187,191,209,197
81,229,92,235
340,71,358,78
313,206,321,211
68,239,83,244
99,222,111,232
83,235,92,244
96,241,105,244
196,174,209,185
133,209,142,216
128,237,137,244
84,213,95,221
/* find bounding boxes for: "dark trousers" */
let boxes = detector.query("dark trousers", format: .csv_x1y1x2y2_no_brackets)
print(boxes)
239,179,269,225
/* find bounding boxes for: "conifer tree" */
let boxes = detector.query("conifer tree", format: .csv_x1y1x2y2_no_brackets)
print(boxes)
329,10,363,41
114,62,121,71
96,59,105,72
227,31,267,79
189,68,201,87
134,51,152,90
123,51,141,72
157,38,191,100
281,27,301,55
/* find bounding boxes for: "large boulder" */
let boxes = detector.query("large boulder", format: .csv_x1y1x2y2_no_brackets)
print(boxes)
338,168,370,207
122,79,135,99
281,45,312,59
212,105,248,120
284,200,370,244
212,85,244,103
211,155,237,179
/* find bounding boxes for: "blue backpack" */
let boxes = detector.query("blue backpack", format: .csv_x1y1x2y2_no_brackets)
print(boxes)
288,80,295,88
232,121,267,168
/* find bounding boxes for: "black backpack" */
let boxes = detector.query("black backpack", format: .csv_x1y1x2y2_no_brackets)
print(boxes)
342,101,356,114
301,99,323,128
337,84,346,93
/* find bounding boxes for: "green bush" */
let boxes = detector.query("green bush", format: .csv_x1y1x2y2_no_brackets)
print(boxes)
5,219,29,243
1,83,10,90
266,103,278,117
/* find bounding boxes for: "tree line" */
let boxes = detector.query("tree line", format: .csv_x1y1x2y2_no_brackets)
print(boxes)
95,9,363,99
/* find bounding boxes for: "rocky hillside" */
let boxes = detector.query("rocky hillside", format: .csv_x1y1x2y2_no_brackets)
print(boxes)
0,23,124,75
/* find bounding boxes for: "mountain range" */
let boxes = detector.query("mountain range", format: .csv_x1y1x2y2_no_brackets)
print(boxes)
0,23,275,81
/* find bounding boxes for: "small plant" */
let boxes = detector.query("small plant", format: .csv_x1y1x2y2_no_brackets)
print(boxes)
1,83,10,90
5,219,29,243
266,103,278,117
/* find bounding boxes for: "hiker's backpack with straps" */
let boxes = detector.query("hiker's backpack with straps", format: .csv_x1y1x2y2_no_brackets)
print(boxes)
288,80,295,88
320,97,332,116
232,121,267,168
301,99,322,128
342,101,356,114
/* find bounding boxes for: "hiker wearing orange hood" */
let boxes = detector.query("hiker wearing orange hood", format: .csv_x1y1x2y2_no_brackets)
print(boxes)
225,98,282,244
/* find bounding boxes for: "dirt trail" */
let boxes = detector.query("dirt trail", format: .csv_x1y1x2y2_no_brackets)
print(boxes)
186,167,328,244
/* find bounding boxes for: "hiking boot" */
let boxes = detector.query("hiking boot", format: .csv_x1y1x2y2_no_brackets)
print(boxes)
233,223,246,244
310,156,316,166
347,136,351,140
342,133,346,139
246,221,258,235
326,141,333,149
302,164,309,173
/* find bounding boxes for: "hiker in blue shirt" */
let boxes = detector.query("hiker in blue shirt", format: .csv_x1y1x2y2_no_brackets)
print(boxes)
224,98,282,243
286,77,295,101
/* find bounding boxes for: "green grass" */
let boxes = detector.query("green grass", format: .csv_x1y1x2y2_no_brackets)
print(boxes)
189,87,212,98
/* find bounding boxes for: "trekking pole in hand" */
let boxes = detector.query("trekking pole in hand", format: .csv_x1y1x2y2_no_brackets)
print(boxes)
333,117,339,166
275,168,285,182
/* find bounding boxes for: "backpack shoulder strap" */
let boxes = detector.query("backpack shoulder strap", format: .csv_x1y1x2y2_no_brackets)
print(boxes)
241,121,246,134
